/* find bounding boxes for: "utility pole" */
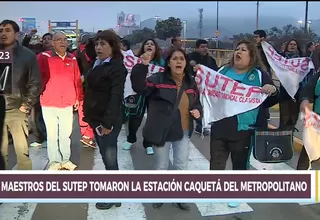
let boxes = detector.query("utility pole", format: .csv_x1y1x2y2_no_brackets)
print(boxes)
198,8,203,39
216,1,219,48
256,1,260,30
304,1,309,33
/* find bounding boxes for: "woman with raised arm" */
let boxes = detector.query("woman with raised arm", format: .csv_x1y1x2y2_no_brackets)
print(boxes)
121,38,165,155
130,48,203,211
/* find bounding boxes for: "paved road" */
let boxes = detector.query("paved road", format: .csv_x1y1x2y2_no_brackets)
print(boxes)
268,110,303,139
0,114,319,220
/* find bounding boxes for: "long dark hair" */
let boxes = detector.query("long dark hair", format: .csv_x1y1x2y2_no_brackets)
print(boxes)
94,30,123,60
137,38,162,63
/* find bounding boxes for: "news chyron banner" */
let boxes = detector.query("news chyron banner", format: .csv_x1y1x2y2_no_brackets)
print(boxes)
0,49,13,94
0,171,319,203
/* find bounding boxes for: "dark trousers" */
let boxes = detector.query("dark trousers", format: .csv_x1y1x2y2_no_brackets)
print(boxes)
195,119,202,131
297,146,310,170
30,102,46,143
0,96,5,170
210,136,251,170
122,105,151,149
93,123,122,170
279,99,299,130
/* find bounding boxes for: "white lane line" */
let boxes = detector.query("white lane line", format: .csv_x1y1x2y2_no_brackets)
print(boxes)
249,153,319,205
87,126,146,220
169,142,253,216
0,203,37,220
0,147,48,219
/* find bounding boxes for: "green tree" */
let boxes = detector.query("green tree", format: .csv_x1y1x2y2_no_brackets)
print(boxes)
155,17,183,40
231,24,317,52
124,28,156,45
232,33,254,42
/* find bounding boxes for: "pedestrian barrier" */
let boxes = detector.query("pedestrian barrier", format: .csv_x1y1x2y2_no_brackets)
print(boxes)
208,49,233,67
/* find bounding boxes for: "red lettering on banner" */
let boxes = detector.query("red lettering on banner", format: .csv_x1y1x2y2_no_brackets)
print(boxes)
246,87,262,97
205,71,219,89
195,74,203,85
230,82,246,96
301,59,309,71
291,59,301,68
150,64,156,72
137,58,142,64
220,75,233,91
124,55,136,68
267,44,310,72
159,67,164,72
274,53,282,62
268,46,275,57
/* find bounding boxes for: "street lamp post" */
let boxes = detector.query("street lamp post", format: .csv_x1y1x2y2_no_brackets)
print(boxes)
216,1,219,48
304,1,309,34
256,1,260,30
182,20,187,48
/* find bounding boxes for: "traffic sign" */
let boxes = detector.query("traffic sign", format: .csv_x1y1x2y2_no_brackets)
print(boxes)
21,18,36,33
56,22,71,27
215,30,220,37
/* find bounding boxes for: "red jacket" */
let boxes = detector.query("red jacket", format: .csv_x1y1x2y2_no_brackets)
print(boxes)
73,44,91,62
37,50,83,108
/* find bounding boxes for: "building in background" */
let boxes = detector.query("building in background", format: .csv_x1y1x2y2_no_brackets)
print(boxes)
116,11,141,37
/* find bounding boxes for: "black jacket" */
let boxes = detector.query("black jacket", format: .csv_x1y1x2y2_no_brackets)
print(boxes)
131,64,203,139
211,69,280,141
187,51,218,76
299,72,320,114
1,43,41,111
22,35,43,55
83,58,127,130
257,45,271,74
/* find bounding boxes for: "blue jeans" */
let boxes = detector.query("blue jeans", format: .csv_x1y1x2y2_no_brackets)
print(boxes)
153,131,190,170
93,123,122,170
42,106,73,164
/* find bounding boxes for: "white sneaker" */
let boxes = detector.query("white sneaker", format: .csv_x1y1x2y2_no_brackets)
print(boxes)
146,147,154,155
61,161,77,171
30,142,42,147
48,162,62,171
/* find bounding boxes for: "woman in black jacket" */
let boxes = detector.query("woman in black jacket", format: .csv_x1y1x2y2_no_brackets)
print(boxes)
131,48,203,211
83,30,127,210
279,39,303,129
297,72,320,170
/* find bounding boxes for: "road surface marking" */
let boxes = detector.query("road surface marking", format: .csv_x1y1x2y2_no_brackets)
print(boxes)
0,147,48,220
249,153,319,205
87,126,146,220
169,141,253,216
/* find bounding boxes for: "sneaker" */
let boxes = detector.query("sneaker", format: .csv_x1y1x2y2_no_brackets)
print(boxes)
41,141,47,148
122,141,134,150
80,136,96,149
30,142,42,147
48,162,62,171
61,161,77,171
146,147,154,155
227,202,240,208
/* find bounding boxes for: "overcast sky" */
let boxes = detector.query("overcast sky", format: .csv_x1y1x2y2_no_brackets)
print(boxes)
0,1,319,32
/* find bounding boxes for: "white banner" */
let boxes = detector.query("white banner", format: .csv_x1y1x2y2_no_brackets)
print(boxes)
261,41,314,98
122,50,164,98
301,111,320,166
195,65,268,127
